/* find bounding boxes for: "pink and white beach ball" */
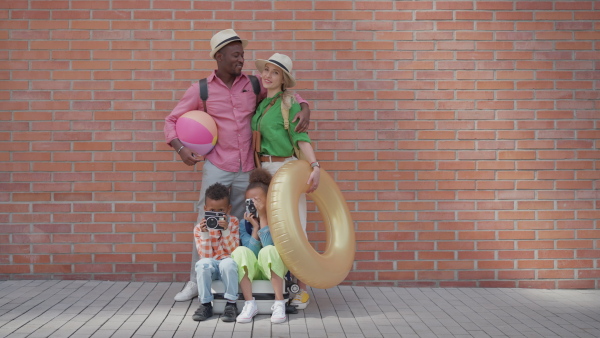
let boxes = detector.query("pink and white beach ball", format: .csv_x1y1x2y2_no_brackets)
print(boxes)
175,111,218,156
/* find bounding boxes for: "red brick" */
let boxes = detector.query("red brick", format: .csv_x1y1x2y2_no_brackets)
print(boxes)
558,280,596,289
379,272,414,281
1,2,598,288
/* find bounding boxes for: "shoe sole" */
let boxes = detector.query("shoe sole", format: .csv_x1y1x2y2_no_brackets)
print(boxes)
236,310,258,323
174,292,199,302
174,295,198,302
271,316,286,324
291,300,309,310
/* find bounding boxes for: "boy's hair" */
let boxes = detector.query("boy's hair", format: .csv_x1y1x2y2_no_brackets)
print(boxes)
246,168,272,194
205,182,230,204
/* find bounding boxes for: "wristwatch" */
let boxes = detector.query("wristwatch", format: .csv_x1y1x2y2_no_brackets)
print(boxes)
310,161,320,168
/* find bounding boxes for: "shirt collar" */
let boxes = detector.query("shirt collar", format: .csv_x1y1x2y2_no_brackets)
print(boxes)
207,70,249,85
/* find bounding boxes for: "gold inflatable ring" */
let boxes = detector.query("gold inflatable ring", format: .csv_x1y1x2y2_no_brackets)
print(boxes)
267,160,355,289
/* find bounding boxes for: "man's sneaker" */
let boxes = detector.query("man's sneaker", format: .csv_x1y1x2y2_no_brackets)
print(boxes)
174,281,198,302
236,300,258,323
271,301,287,324
291,289,310,309
192,303,213,321
221,302,238,322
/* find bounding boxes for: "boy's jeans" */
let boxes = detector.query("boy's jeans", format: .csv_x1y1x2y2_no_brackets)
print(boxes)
189,160,249,283
195,257,238,304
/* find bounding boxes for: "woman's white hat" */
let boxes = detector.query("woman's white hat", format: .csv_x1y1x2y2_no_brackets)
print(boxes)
209,29,248,59
255,53,297,88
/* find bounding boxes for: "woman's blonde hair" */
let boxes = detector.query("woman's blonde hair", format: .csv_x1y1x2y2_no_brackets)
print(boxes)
281,89,295,111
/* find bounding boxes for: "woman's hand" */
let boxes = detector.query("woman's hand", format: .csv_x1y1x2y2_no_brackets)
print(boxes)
306,167,320,193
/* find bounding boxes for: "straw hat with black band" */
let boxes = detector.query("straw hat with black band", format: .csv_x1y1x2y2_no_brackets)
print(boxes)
209,29,248,59
255,53,297,88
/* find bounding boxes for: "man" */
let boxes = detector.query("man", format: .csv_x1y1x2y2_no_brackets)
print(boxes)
164,29,311,304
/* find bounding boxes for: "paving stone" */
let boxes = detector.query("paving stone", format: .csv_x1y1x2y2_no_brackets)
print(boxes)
0,281,599,337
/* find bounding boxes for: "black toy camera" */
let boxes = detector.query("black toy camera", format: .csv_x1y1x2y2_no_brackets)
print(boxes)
245,198,257,218
204,211,226,230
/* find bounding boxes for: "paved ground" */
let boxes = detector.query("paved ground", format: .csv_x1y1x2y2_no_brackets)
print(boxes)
0,280,598,337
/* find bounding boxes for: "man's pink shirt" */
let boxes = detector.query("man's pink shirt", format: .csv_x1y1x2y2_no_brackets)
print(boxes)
164,70,307,173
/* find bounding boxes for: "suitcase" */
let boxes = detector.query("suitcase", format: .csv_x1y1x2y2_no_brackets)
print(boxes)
211,279,289,314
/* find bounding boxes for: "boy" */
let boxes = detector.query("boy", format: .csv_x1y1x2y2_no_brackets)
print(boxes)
193,182,240,322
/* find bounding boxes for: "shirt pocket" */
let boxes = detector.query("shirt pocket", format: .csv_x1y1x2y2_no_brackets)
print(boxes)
232,91,258,113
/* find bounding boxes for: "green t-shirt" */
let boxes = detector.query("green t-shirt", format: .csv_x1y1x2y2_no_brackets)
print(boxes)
251,92,311,157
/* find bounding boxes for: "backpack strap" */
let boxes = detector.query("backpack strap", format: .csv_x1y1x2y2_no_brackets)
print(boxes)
199,78,208,113
248,75,260,96
248,75,261,108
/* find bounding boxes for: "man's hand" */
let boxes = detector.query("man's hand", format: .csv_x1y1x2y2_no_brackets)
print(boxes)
179,147,203,166
179,147,204,166
171,139,203,166
293,102,311,133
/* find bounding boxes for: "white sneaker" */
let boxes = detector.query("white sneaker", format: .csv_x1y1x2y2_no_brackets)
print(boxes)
236,300,258,323
174,281,198,302
270,301,286,324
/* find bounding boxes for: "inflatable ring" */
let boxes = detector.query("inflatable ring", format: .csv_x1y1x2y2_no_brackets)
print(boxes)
267,160,355,289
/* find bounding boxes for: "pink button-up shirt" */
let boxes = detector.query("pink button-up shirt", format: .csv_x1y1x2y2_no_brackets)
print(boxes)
164,70,307,173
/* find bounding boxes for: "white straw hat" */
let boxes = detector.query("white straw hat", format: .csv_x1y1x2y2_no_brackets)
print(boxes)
209,29,248,59
254,53,297,88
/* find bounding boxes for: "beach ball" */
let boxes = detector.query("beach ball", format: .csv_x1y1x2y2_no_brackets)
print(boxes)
175,110,218,156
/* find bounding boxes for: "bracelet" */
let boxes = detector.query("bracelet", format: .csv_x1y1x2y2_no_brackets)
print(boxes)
177,145,184,153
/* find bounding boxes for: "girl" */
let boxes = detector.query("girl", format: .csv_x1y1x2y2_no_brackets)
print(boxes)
231,169,288,324
251,53,319,309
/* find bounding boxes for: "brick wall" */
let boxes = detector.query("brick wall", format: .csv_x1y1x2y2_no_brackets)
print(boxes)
1,1,599,289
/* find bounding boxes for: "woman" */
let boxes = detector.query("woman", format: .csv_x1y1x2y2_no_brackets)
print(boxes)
231,169,288,324
251,53,320,309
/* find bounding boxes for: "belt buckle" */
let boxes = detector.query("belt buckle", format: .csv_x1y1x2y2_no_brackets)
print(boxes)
262,154,272,163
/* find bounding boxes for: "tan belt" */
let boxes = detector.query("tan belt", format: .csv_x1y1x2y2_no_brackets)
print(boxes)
260,155,288,162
